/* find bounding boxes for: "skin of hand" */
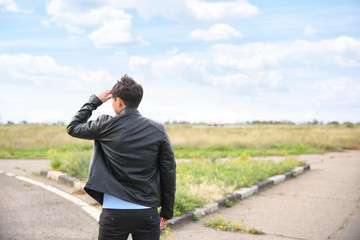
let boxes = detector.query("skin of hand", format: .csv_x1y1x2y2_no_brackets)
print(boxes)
97,89,112,103
160,217,168,228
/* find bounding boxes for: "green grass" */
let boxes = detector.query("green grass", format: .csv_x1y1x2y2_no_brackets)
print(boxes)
224,199,233,208
205,216,248,232
0,148,50,159
205,216,264,234
48,147,92,180
173,190,205,217
173,154,304,216
173,142,328,159
249,228,264,235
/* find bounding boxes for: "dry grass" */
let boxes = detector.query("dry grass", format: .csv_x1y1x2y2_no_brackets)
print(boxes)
185,180,235,203
166,124,360,149
0,124,90,159
0,124,86,150
166,124,360,158
1,124,359,159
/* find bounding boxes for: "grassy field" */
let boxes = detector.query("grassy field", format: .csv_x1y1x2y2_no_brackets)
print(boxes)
1,123,359,160
168,124,360,158
0,124,89,159
1,123,359,216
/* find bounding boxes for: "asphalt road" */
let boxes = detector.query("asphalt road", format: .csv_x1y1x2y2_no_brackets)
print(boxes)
0,173,98,240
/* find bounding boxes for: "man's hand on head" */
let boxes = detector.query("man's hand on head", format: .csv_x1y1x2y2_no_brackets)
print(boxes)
97,90,113,103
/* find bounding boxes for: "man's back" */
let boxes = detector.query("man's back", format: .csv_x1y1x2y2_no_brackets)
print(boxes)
67,101,175,217
99,108,166,179
67,75,176,239
92,108,173,207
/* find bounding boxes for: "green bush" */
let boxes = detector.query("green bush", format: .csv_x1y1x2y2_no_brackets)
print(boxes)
49,148,91,180
224,199,232,208
173,191,205,217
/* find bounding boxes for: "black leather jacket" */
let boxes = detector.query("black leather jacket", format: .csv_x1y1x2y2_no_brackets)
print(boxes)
67,95,176,219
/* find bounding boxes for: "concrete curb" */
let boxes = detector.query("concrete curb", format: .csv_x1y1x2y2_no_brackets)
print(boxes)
168,164,311,226
40,170,85,190
40,164,311,227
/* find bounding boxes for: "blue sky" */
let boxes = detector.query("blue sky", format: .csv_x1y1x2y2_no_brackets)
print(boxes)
0,0,359,124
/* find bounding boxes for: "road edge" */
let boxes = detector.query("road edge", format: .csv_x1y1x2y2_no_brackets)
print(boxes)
39,164,310,228
168,164,310,227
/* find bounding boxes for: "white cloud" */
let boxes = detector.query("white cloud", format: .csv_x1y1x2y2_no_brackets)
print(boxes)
213,53,278,69
304,26,317,37
207,73,249,86
313,77,360,104
210,42,282,70
293,36,360,55
0,53,116,123
40,19,51,27
46,0,140,46
115,0,259,22
189,24,242,41
209,36,360,71
333,56,359,68
45,0,259,47
151,54,207,80
119,0,187,21
128,36,360,90
2,34,359,123
186,0,259,20
46,1,132,34
124,36,360,111
265,71,283,87
0,54,114,87
88,19,147,48
152,54,196,70
129,56,150,70
0,0,31,13
166,47,179,55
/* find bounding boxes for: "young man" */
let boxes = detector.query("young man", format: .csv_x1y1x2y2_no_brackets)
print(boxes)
67,75,176,240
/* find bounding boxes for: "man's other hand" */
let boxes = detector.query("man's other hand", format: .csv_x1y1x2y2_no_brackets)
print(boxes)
160,217,168,228
97,90,112,103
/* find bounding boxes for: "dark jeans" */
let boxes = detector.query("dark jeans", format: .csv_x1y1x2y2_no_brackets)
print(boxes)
98,208,160,240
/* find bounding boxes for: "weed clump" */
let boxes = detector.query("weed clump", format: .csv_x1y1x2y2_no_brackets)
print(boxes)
205,216,264,235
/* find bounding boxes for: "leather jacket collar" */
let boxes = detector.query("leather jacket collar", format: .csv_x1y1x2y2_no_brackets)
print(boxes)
119,107,141,116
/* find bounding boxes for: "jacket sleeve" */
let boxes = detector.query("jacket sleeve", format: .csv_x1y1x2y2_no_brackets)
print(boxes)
158,129,176,220
66,94,109,140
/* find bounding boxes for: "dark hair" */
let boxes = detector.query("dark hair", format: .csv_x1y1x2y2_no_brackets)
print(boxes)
111,74,143,108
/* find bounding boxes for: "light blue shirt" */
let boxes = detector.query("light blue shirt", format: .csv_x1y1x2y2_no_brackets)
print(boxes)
103,193,151,209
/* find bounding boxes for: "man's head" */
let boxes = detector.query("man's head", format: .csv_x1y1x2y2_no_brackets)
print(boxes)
111,75,143,111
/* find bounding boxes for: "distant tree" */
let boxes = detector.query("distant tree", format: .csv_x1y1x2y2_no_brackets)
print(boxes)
280,120,295,125
305,119,318,125
343,122,354,128
56,121,65,125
